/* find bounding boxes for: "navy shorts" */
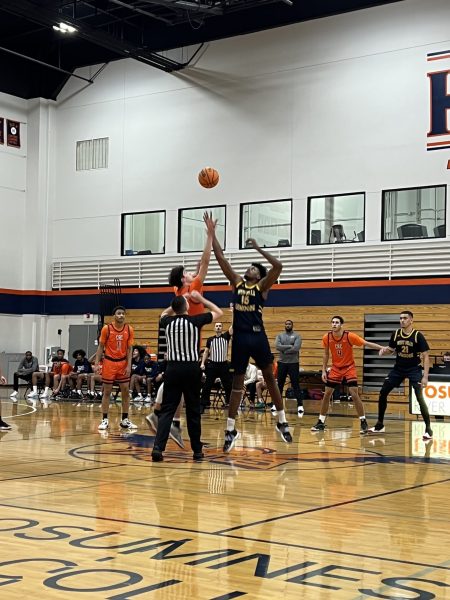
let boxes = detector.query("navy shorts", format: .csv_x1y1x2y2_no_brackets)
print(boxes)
231,332,273,375
384,365,423,388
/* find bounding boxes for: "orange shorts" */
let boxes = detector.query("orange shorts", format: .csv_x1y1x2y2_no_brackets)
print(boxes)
326,364,358,387
102,359,129,384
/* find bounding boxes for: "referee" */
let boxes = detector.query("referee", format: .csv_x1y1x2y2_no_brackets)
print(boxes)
152,291,223,462
200,323,232,411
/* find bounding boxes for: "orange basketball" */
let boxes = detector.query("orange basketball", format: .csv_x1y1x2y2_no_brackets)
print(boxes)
198,167,219,188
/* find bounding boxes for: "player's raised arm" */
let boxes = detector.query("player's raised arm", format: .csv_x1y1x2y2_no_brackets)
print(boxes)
204,212,241,287
246,239,282,292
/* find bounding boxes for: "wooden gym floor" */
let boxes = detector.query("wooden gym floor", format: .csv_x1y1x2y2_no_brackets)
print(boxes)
0,395,449,599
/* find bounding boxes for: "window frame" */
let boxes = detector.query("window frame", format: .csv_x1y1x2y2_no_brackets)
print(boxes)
381,184,447,242
307,191,366,246
239,198,293,250
177,204,227,253
120,210,166,256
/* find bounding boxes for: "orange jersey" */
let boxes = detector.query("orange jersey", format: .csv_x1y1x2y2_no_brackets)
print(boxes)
100,323,134,360
175,274,204,316
322,331,365,368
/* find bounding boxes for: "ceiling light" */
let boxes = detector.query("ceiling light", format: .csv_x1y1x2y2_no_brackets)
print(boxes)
53,22,77,33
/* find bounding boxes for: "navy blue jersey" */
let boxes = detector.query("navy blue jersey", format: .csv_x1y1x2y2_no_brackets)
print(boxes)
389,329,429,368
232,281,265,333
131,358,145,375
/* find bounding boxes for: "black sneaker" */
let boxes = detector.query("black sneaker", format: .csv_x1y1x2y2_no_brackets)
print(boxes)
311,420,326,432
193,452,204,462
151,449,163,462
0,420,11,431
368,422,385,434
359,419,369,434
276,422,292,443
223,429,240,453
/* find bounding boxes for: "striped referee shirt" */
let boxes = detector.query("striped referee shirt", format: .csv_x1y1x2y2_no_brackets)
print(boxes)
161,313,213,362
206,332,231,363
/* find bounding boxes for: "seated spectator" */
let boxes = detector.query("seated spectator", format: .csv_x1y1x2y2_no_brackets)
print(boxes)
88,358,103,400
66,349,93,398
10,351,38,402
244,363,258,407
141,353,159,401
130,346,146,400
28,349,70,400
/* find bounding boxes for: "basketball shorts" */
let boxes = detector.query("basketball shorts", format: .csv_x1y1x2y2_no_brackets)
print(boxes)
231,332,273,375
102,358,129,384
326,364,358,388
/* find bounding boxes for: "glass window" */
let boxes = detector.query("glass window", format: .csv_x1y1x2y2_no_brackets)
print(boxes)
308,193,365,245
179,206,226,252
382,185,446,241
240,199,292,249
121,211,165,256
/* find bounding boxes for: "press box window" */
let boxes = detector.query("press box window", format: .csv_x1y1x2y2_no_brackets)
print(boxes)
382,185,446,241
179,206,226,252
121,211,165,256
308,193,365,245
240,199,292,249
76,137,109,170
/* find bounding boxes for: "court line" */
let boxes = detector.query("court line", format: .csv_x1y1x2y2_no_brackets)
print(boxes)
214,476,450,534
0,463,126,482
0,501,448,573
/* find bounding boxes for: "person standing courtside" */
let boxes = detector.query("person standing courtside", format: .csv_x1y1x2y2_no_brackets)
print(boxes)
95,306,136,431
151,291,223,462
275,320,304,417
204,213,292,452
369,310,433,440
200,322,232,412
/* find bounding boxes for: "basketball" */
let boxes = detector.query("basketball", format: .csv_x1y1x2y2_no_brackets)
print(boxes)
198,167,219,188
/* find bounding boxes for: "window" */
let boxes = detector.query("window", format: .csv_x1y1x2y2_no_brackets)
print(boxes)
76,138,109,170
382,185,446,241
308,193,365,245
179,206,226,252
240,199,292,249
121,211,165,256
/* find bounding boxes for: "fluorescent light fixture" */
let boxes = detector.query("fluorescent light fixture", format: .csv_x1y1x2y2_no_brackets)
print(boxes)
53,22,77,33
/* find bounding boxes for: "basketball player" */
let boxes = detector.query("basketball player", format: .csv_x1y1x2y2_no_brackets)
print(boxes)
369,310,433,440
0,368,10,430
95,306,136,431
311,316,387,433
204,213,292,452
148,212,214,446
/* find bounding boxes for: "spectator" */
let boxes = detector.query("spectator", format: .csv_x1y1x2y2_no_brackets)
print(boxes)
27,349,70,401
68,349,93,398
10,351,38,402
130,346,146,400
244,363,258,407
0,367,10,430
141,354,159,401
275,320,304,416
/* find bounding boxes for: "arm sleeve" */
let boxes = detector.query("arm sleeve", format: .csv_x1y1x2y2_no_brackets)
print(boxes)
206,337,213,349
292,334,302,351
192,313,213,327
160,316,169,329
348,332,365,347
17,358,26,371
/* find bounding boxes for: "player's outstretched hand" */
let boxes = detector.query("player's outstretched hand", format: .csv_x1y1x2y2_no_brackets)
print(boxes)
203,211,217,234
245,238,259,249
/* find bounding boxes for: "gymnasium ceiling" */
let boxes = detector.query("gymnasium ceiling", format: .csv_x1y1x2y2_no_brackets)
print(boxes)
0,0,402,100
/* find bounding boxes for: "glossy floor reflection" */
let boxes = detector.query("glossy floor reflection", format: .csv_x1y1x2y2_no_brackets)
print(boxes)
0,396,449,599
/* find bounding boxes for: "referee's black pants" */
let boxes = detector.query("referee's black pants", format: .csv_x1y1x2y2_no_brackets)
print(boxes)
153,362,202,453
201,361,232,407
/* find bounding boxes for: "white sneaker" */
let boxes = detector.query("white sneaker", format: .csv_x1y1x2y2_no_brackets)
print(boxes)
134,393,144,402
297,405,305,417
27,390,38,399
146,413,158,433
270,405,277,416
10,391,18,402
98,418,109,430
40,391,49,399
120,418,137,430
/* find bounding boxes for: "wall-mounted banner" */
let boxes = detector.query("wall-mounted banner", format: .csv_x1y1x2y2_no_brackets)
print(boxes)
0,117,3,145
427,50,450,152
6,119,20,148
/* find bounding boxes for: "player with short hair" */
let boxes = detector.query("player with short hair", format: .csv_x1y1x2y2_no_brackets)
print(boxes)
311,315,386,434
204,212,292,452
369,310,433,440
95,306,136,431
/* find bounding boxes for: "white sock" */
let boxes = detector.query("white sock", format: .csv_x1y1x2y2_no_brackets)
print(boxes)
44,387,49,393
33,385,37,393
319,415,326,423
226,418,236,432
277,410,286,423
359,415,366,420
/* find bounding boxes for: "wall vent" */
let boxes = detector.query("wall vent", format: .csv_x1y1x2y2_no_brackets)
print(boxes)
76,137,109,171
